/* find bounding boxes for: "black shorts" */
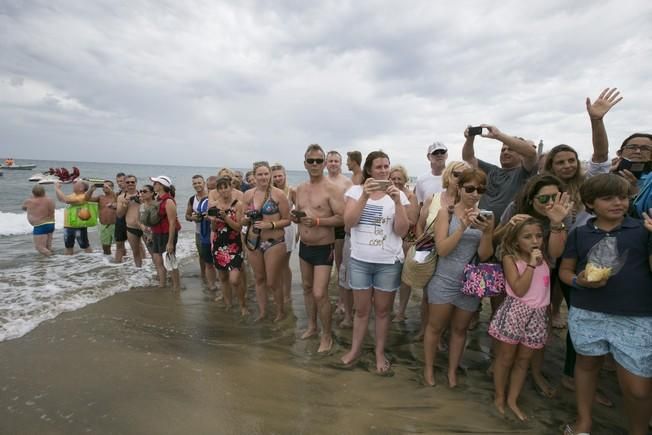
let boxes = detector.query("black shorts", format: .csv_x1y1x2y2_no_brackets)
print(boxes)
151,232,178,255
115,217,127,242
299,241,334,266
199,242,213,264
64,227,89,249
334,226,346,240
127,226,143,238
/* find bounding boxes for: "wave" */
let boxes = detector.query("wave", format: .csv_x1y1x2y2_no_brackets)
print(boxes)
0,234,196,342
0,209,66,236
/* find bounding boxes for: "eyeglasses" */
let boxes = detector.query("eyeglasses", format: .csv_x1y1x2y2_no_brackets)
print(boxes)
622,144,652,152
462,185,486,194
535,194,556,204
430,150,446,156
125,181,136,184
306,158,324,165
140,189,152,194
452,171,462,178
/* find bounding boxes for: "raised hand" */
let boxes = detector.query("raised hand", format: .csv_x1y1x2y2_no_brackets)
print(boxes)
544,192,573,225
586,88,622,120
642,212,652,233
508,213,531,226
480,124,501,140
386,185,401,203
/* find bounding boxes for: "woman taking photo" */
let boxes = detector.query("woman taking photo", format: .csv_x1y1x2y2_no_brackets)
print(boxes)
423,168,494,387
242,161,291,322
340,151,410,375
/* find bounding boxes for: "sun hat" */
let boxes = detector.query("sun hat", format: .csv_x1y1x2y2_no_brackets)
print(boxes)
150,175,172,187
428,142,447,154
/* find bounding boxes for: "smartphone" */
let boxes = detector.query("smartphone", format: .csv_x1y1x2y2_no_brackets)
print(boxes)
292,210,307,219
616,158,651,179
207,208,219,217
374,180,393,191
478,209,494,221
468,126,487,136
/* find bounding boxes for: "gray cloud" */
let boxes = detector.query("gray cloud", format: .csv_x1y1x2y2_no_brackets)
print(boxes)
0,0,650,174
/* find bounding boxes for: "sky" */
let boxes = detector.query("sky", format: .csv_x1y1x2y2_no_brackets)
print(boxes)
1,0,650,175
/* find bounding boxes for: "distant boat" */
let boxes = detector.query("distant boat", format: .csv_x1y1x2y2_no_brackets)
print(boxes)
2,159,36,170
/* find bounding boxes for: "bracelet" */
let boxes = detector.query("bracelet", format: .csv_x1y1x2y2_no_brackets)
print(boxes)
316,217,320,227
271,222,276,229
527,264,535,269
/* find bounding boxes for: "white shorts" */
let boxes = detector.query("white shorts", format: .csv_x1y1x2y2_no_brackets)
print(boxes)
284,222,297,253
338,233,351,289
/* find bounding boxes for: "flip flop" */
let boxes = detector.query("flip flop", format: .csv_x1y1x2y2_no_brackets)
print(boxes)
163,252,178,271
561,423,590,435
376,358,394,377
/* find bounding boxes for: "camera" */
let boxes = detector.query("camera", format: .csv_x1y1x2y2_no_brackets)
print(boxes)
130,195,141,204
468,126,488,136
246,210,263,221
207,208,219,217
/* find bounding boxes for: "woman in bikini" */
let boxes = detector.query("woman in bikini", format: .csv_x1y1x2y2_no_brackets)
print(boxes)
242,161,291,322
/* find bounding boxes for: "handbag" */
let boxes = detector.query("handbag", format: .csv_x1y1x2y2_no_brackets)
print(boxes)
461,255,505,297
400,206,452,289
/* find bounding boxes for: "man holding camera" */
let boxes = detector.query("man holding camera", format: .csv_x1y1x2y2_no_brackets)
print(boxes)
85,180,118,255
116,174,145,267
294,144,346,353
462,125,538,221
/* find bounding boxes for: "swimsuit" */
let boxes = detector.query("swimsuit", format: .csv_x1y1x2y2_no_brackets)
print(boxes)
257,237,285,253
334,226,346,240
261,198,279,215
33,222,55,236
127,226,143,238
299,242,334,266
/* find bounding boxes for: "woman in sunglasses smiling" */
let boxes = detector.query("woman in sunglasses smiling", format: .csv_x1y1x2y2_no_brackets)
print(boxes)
423,167,494,387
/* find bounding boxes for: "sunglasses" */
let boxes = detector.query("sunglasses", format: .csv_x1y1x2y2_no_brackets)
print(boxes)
452,171,462,178
306,158,324,165
140,189,152,194
535,194,556,204
125,181,136,184
430,150,446,156
462,185,486,194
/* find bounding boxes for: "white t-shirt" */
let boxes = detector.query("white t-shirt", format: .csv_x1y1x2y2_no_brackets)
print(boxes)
415,173,443,204
345,185,410,264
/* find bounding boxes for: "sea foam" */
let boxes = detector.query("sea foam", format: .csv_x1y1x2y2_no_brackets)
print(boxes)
0,209,66,236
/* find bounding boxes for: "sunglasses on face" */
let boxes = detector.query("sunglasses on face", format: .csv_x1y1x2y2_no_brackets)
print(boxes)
125,181,136,184
306,158,324,165
431,150,446,156
140,189,152,194
535,194,557,204
462,185,486,194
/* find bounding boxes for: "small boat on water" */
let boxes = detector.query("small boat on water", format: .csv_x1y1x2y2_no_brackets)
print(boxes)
2,158,36,170
29,167,81,184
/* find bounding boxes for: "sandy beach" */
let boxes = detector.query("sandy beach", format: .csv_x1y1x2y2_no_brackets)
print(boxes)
0,256,630,435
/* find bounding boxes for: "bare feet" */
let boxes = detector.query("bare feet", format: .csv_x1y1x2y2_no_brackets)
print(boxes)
447,369,458,388
507,400,527,421
552,313,567,329
224,303,233,311
376,357,392,375
423,368,435,386
338,317,352,329
273,311,286,323
392,313,406,323
317,334,333,353
340,351,359,366
301,328,318,340
562,377,613,407
533,373,556,398
254,312,265,322
240,307,250,317
494,398,505,416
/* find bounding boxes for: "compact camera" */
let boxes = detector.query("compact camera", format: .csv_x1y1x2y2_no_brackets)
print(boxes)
246,210,263,221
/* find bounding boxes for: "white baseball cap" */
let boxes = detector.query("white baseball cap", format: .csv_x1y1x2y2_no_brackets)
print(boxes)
428,142,447,154
150,175,172,187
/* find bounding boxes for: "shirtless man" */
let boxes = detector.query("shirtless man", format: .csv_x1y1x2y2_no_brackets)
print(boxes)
116,175,144,267
186,175,208,284
294,144,345,352
22,184,56,256
346,150,364,185
114,172,128,262
85,180,117,255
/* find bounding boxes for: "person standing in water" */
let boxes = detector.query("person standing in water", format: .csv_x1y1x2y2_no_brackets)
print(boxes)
22,184,56,256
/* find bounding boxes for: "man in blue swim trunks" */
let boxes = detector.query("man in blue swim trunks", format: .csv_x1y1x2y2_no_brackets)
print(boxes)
22,184,56,256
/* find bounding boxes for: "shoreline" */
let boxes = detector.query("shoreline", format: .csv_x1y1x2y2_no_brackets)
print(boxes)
0,256,628,434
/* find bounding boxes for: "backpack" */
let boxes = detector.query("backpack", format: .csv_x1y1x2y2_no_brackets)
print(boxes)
139,201,161,227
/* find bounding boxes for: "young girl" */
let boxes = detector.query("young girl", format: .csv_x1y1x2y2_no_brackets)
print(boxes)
489,217,550,421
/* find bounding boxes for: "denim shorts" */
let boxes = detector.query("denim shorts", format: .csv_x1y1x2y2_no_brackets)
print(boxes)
568,306,652,378
63,227,90,249
348,257,402,292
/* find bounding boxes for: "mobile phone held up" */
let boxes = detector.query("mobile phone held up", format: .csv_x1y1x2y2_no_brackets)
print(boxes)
477,209,493,221
616,158,652,179
373,180,393,191
291,210,307,219
468,126,486,136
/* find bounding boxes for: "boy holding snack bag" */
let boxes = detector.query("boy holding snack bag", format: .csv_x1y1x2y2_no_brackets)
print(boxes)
559,174,652,435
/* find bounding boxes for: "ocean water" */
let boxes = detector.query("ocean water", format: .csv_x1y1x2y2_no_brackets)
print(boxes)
0,159,308,342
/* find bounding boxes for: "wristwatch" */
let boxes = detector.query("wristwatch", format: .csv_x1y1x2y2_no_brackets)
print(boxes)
550,222,566,231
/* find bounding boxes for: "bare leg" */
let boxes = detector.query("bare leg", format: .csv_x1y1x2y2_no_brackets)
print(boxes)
507,345,536,421
313,264,334,352
152,253,167,288
263,243,287,322
394,281,411,322
615,362,652,435
341,289,371,365
339,285,353,328
126,232,143,267
46,233,53,253
373,290,395,372
228,269,247,315
423,303,454,386
205,264,217,292
570,354,604,434
283,252,292,303
246,249,267,321
170,268,180,291
114,241,125,263
532,347,556,397
447,308,475,387
415,292,429,341
300,259,318,339
493,341,518,416
33,234,53,256
218,270,233,308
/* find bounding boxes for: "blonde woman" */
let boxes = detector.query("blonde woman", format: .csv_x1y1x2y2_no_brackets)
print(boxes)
242,161,292,322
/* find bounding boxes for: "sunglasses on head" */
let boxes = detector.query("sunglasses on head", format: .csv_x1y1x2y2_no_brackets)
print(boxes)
535,194,556,204
306,158,324,165
431,150,446,156
462,185,486,194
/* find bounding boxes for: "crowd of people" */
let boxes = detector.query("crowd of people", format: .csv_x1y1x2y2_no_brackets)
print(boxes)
22,88,652,434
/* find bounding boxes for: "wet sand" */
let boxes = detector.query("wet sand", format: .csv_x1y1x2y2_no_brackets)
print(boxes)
0,257,631,434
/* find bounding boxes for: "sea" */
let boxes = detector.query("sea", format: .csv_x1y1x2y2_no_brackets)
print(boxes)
0,159,309,342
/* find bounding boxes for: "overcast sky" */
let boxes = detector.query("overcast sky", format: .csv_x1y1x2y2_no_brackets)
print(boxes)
1,1,650,175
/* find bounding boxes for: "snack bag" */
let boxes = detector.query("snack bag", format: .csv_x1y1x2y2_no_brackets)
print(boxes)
584,236,628,282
